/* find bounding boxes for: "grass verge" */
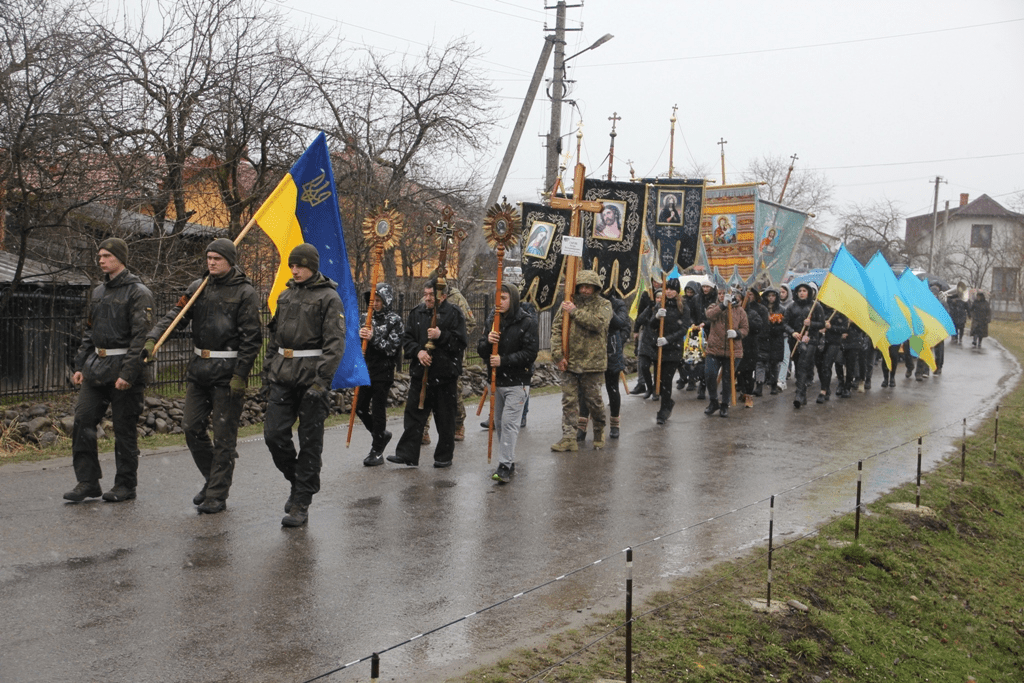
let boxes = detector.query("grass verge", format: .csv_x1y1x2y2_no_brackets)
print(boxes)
455,320,1024,683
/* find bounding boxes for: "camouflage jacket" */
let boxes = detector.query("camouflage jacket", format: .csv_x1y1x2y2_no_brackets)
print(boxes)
446,286,477,336
550,293,612,373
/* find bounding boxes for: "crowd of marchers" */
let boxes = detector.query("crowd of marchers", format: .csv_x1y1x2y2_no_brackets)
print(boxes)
63,241,992,524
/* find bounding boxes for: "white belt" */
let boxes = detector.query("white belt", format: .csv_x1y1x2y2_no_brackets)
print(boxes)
194,347,239,359
277,348,324,358
95,348,129,358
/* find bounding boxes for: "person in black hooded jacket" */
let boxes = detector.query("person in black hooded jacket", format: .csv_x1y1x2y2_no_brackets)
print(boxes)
676,280,704,391
358,282,404,467
477,283,538,482
648,278,690,424
762,287,788,394
784,282,824,408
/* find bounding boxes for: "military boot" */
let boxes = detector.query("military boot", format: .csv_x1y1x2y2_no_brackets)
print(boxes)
63,481,101,502
592,428,605,450
609,416,620,439
550,436,579,452
282,503,308,527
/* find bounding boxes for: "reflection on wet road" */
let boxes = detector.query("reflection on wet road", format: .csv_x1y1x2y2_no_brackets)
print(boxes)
0,341,1016,682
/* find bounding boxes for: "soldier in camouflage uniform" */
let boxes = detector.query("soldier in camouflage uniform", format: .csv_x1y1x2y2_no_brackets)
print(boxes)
263,245,345,527
64,238,154,503
550,270,613,452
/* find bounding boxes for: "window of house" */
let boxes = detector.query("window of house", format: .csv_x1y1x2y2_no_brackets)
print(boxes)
970,224,992,249
992,267,1017,300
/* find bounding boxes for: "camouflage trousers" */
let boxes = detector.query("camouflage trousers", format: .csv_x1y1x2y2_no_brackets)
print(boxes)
560,371,605,438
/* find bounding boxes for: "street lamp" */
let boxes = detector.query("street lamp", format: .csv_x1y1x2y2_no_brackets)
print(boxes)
564,33,614,63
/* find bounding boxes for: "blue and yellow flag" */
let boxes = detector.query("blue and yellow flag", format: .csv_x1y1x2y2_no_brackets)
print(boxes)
254,132,370,389
865,252,920,352
817,245,892,367
897,270,956,371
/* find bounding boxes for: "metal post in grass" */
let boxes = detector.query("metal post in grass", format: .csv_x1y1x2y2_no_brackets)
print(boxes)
993,405,999,463
855,460,863,541
961,418,967,483
371,652,379,682
625,547,633,683
767,495,775,607
921,438,929,507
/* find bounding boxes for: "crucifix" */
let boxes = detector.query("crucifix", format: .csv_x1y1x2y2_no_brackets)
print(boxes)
548,130,604,365
606,112,621,181
419,205,466,408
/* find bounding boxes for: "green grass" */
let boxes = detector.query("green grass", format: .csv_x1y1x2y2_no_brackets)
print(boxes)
455,320,1024,683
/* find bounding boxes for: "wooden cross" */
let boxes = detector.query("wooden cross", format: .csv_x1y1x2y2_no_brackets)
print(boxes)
549,161,604,364
425,205,467,284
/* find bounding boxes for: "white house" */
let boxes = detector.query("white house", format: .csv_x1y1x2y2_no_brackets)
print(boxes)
905,193,1024,314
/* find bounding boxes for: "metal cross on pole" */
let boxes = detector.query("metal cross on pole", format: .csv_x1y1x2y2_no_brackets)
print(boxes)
419,206,466,409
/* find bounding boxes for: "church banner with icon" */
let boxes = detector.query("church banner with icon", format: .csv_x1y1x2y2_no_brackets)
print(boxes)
520,202,571,311
700,183,758,282
642,179,706,278
753,198,810,287
578,179,645,298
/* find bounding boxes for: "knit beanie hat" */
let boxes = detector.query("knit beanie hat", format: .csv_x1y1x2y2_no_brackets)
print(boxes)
288,244,320,273
666,278,681,293
98,238,129,267
206,238,237,266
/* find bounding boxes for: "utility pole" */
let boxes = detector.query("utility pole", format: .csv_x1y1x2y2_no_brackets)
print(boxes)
544,1,569,194
928,175,946,273
484,36,555,210
718,137,728,185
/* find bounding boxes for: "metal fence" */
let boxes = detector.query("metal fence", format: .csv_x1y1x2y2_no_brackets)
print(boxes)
0,285,503,400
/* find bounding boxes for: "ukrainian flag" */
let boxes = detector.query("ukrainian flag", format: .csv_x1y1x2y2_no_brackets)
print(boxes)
897,269,956,371
865,252,920,357
817,245,892,368
254,132,370,389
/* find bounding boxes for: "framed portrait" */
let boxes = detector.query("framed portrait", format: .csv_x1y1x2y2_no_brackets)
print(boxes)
593,200,627,242
712,214,738,244
524,221,555,259
655,190,684,226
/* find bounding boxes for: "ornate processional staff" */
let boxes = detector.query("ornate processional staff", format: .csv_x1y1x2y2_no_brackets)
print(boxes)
420,206,466,409
548,129,604,367
346,203,403,447
480,200,521,463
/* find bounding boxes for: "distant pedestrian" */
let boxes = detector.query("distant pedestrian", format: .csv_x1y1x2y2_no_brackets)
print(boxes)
64,238,154,504
970,292,991,348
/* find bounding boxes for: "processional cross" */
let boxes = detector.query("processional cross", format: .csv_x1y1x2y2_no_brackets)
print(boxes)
419,206,466,408
547,138,604,364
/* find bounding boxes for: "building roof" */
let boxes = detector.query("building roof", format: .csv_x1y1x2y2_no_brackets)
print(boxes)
74,203,228,240
0,251,91,286
905,194,1024,246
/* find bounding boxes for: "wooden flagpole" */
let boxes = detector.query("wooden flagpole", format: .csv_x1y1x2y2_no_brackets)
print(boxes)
346,245,382,447
486,246,504,463
655,107,678,395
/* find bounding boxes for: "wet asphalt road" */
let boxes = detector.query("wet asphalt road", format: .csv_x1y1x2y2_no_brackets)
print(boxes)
0,340,1018,683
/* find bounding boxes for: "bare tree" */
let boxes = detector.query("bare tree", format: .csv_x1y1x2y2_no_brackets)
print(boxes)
299,39,498,293
742,153,834,219
835,199,906,265
1,0,119,297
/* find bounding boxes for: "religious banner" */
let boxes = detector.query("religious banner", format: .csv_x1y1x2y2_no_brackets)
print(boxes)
700,183,758,281
753,198,810,287
520,202,571,311
578,179,645,298
642,178,706,277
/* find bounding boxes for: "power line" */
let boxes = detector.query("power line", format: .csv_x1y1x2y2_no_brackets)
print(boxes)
578,17,1024,68
807,151,1024,171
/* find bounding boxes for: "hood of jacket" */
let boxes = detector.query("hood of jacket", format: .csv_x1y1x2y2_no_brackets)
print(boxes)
684,280,701,298
209,265,252,288
289,272,337,291
501,282,521,324
104,269,143,289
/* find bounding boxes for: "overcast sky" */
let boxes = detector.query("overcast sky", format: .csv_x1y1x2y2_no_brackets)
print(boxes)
277,0,1023,232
